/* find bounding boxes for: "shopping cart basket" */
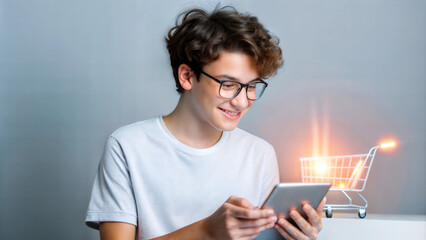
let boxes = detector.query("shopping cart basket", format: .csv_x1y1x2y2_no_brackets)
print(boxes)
299,142,395,218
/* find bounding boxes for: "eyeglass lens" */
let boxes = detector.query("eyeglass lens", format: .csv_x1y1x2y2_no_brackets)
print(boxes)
220,81,266,100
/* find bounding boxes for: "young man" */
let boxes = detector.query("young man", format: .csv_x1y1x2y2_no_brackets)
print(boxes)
86,6,325,240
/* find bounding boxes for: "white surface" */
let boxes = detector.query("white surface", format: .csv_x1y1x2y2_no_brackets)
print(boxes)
318,214,426,240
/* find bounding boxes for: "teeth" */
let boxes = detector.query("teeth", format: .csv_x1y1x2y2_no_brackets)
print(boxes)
223,109,238,116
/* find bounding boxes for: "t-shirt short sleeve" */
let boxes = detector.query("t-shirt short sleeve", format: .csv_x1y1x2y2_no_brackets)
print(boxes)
85,136,137,229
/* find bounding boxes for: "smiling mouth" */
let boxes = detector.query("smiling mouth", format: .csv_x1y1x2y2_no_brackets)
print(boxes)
219,107,241,120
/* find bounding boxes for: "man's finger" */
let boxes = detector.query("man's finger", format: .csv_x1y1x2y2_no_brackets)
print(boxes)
316,197,327,215
226,204,274,219
238,215,277,228
275,219,300,240
227,195,255,209
275,224,296,240
238,220,275,238
289,210,313,237
303,203,322,229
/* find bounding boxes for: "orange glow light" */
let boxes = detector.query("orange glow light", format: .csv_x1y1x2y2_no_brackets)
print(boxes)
380,141,396,149
315,162,327,174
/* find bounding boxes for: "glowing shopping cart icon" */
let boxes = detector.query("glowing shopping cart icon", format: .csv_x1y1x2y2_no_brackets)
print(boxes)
300,141,396,218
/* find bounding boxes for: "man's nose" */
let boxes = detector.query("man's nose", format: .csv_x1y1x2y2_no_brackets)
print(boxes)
230,87,250,109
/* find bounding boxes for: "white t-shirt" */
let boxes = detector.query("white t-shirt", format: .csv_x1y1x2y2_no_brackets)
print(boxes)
85,116,279,239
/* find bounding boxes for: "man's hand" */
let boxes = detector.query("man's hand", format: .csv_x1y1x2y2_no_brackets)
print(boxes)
202,195,277,240
274,197,326,240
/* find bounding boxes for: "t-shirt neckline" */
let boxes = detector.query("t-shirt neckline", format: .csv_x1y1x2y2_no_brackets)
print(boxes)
156,116,230,155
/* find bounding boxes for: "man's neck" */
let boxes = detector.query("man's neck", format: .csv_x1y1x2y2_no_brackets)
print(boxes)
162,97,223,149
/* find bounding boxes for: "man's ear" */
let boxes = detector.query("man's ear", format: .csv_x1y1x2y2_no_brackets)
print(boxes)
178,64,195,91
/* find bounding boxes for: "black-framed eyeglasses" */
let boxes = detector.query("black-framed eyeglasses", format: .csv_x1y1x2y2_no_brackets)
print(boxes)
200,70,268,101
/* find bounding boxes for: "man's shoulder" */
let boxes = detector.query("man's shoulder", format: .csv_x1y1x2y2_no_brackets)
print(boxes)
110,117,160,141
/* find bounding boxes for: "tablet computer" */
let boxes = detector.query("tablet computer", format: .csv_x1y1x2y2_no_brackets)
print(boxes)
255,182,331,240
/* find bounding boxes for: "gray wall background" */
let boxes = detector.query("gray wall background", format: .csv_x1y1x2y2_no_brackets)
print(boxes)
1,0,425,239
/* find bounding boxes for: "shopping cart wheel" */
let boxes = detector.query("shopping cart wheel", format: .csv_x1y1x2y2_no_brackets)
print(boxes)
358,208,366,218
325,206,333,218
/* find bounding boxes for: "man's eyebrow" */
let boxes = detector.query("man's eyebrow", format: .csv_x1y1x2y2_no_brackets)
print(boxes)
216,74,262,82
216,74,238,80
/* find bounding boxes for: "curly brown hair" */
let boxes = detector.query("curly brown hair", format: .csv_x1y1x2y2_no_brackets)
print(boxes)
165,6,284,94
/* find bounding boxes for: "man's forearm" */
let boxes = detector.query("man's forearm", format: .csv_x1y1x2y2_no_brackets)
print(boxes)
151,218,211,240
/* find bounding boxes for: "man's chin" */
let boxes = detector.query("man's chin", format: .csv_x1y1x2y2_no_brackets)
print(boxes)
216,121,240,132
